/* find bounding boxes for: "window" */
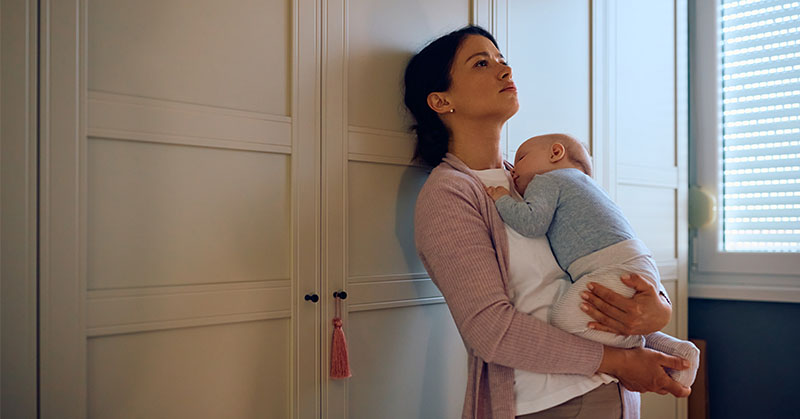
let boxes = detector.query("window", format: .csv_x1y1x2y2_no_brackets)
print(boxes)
720,0,800,252
691,0,800,302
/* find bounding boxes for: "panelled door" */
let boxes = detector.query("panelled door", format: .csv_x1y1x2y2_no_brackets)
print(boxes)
321,0,480,417
39,0,320,417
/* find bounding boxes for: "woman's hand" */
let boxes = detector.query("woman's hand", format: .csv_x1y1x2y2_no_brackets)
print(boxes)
598,346,691,397
581,273,671,336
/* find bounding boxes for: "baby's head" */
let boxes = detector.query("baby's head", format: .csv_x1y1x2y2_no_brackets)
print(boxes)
511,133,592,194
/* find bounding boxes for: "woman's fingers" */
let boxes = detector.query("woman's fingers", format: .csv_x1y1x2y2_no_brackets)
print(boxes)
656,353,692,397
580,301,629,335
661,377,691,398
587,274,672,335
582,290,626,316
658,352,690,371
588,282,634,312
581,290,629,329
620,273,656,293
586,321,619,334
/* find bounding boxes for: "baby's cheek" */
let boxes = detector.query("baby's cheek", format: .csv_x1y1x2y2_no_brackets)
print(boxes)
514,176,529,195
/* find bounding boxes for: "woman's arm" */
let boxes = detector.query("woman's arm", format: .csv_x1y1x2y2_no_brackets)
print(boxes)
415,174,603,375
581,273,672,335
417,173,692,396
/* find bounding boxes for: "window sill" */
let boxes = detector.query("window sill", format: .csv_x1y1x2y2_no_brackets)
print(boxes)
689,280,800,304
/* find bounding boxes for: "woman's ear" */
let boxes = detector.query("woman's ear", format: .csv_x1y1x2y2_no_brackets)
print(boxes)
427,92,453,114
549,143,566,162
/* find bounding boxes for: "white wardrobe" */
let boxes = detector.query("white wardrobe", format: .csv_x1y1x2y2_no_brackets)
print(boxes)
1,0,688,417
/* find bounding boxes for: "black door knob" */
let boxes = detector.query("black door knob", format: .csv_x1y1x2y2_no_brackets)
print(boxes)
333,291,347,300
304,293,319,303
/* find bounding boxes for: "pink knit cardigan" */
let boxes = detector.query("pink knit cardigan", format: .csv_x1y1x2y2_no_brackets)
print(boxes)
414,154,640,419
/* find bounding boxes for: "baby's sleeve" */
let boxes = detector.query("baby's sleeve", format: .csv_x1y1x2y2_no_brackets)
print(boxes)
494,175,560,238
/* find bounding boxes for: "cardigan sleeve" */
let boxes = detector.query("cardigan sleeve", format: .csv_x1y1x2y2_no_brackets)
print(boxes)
414,173,603,375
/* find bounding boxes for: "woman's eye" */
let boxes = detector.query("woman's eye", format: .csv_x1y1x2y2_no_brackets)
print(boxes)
475,60,488,67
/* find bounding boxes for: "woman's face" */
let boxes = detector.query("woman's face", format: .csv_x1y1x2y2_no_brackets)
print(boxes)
445,35,518,121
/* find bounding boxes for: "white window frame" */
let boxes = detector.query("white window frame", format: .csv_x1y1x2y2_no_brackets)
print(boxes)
690,0,800,303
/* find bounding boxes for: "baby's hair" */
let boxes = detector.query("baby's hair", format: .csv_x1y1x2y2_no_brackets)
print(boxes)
567,140,593,177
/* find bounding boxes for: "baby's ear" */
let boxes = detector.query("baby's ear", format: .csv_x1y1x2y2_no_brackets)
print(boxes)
549,143,566,162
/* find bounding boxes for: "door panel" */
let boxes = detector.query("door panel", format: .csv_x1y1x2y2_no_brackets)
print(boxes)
616,0,676,169
88,0,290,115
347,305,466,419
347,162,427,279
505,0,590,158
616,184,677,262
347,0,470,132
87,138,290,289
88,320,290,418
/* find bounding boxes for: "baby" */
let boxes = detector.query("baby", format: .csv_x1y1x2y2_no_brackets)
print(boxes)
485,133,699,387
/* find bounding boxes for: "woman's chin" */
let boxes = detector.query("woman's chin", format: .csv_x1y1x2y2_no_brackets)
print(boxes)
469,101,518,122
503,104,520,121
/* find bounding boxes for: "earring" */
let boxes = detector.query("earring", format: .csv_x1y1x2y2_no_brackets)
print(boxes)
449,109,455,113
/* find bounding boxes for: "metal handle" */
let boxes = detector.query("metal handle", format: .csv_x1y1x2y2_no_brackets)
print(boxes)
304,293,319,303
333,291,347,300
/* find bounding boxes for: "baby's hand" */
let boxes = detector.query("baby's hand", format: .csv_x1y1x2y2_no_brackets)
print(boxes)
485,186,511,201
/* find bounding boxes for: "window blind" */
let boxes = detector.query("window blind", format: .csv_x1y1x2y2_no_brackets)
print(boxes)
721,0,800,252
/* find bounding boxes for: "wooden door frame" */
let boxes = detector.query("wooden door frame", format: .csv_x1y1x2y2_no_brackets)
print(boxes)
1,0,39,417
36,0,88,416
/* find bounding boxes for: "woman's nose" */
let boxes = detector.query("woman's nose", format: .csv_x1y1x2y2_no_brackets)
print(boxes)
500,64,512,80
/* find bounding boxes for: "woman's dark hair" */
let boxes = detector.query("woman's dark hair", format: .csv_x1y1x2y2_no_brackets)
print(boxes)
403,25,498,167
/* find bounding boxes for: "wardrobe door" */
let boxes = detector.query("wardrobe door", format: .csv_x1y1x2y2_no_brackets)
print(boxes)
39,0,320,417
498,1,689,418
614,0,689,417
322,0,482,417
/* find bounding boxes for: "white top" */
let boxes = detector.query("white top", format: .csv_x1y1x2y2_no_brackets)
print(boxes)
474,168,616,415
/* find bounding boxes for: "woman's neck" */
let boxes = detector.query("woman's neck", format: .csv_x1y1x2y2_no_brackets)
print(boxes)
448,118,504,170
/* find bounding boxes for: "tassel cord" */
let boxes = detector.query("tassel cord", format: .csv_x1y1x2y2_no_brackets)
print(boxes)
330,294,352,379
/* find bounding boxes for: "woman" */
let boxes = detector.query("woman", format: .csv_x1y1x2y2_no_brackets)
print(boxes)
405,26,690,419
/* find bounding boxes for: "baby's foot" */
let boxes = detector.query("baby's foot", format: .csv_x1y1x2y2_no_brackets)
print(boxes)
645,332,700,387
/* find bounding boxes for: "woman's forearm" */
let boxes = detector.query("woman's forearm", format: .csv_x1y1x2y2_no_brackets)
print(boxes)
469,300,605,374
596,346,625,376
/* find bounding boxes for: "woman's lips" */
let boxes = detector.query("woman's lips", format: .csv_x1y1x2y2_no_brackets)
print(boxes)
501,83,517,92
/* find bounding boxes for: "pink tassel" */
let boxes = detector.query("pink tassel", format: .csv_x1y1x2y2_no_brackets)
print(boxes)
330,296,351,379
